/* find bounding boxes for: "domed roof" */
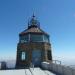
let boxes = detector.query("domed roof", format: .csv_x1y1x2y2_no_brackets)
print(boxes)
19,14,49,36
28,14,40,29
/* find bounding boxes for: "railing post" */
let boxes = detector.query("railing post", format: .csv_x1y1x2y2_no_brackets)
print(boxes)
71,68,74,75
30,63,34,70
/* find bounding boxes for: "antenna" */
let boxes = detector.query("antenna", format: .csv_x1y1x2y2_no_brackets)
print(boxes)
32,12,35,18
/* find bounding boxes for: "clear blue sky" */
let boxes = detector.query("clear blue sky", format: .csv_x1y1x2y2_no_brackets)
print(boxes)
0,0,75,65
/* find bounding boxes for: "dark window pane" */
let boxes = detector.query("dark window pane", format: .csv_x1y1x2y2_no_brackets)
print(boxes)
44,35,49,43
20,35,29,43
30,34,43,42
47,50,52,60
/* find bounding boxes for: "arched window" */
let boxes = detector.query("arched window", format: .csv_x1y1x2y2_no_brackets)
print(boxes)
21,52,26,60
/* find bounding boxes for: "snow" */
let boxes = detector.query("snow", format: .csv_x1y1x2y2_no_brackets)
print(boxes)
0,68,56,75
42,62,50,64
44,70,56,75
30,68,56,75
0,69,25,75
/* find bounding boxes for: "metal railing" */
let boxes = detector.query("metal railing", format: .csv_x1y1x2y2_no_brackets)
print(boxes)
42,60,75,75
52,60,61,65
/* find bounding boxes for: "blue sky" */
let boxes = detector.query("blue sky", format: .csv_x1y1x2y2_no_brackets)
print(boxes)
0,0,75,65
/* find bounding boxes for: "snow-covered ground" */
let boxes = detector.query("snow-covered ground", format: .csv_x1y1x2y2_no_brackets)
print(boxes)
29,68,56,75
0,68,56,75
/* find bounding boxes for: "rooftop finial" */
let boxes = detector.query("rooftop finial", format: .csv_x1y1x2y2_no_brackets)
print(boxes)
32,12,35,18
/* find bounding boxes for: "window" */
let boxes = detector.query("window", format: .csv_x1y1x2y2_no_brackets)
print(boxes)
21,52,26,60
20,40,25,43
30,34,43,42
44,35,49,43
19,34,50,43
20,35,29,43
47,50,52,60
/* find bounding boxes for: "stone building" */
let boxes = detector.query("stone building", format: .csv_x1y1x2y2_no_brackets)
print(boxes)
0,61,7,70
16,14,52,68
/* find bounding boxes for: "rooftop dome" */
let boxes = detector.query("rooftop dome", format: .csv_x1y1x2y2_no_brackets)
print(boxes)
28,14,40,29
19,14,49,36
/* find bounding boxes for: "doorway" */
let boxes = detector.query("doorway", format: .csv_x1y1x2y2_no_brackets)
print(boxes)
32,50,41,67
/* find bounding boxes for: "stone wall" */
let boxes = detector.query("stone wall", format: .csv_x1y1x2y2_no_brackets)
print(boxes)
16,42,52,68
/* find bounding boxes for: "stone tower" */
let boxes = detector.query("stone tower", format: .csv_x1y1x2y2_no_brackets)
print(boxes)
16,14,52,68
